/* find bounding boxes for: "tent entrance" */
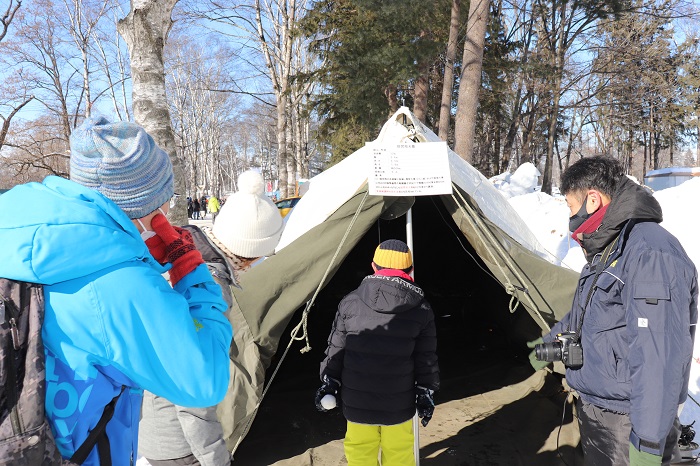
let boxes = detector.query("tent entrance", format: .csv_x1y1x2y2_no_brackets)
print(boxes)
232,196,581,465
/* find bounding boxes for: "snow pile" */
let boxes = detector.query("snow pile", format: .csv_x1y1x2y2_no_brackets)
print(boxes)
507,192,586,271
655,178,700,427
489,162,541,198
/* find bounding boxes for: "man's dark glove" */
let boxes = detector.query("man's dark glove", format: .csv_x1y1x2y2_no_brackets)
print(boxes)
315,375,340,412
416,385,435,427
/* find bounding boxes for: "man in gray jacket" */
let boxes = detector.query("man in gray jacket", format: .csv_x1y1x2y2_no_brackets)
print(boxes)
532,156,698,466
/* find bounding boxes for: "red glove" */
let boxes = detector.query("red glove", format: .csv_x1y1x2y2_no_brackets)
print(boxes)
150,214,204,285
145,234,168,264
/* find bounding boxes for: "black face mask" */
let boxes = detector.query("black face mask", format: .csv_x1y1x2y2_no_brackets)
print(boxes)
568,196,591,232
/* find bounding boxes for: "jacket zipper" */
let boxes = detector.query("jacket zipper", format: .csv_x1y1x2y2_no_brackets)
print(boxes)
7,314,22,434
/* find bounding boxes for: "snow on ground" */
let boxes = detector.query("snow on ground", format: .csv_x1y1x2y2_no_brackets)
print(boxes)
497,169,700,430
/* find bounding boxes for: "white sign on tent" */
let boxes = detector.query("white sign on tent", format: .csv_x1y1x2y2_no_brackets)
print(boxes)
368,141,452,196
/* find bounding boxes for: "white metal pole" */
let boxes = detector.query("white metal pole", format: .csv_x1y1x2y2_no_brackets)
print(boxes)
406,208,420,466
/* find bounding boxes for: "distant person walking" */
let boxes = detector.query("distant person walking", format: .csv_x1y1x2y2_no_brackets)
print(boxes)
316,239,440,466
187,196,193,219
193,198,201,220
201,195,208,219
208,194,221,223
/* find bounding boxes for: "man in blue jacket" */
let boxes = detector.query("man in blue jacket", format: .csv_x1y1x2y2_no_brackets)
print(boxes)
531,156,698,466
0,117,233,466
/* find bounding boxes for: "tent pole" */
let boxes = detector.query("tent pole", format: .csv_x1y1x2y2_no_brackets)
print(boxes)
406,207,421,466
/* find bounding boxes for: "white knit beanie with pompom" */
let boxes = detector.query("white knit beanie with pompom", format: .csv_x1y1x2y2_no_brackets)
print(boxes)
211,170,283,258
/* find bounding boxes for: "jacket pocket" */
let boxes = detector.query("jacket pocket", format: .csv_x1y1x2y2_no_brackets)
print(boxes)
631,282,670,332
587,272,625,330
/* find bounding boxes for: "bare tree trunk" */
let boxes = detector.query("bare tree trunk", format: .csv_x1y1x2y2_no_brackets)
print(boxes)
0,96,34,150
454,0,489,163
642,130,648,177
118,0,185,224
285,101,296,195
254,0,298,198
438,0,460,142
293,104,305,181
541,0,566,195
413,66,429,124
385,84,398,113
627,128,634,176
521,95,537,165
0,1,21,42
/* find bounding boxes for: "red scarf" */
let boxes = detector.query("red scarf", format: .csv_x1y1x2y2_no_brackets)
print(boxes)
572,204,609,246
374,268,414,282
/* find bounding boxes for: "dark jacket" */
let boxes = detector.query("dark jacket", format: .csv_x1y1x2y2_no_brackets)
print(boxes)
546,177,698,456
320,271,439,425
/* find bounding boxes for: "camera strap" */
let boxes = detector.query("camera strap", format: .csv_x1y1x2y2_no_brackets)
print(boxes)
572,234,621,342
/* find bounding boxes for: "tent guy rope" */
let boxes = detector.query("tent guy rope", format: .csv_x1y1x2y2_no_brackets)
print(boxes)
451,183,551,331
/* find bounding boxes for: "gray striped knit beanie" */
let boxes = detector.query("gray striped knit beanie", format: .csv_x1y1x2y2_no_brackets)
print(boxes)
69,116,174,219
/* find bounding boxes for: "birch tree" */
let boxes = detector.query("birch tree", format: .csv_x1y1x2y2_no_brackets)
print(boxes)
118,0,186,223
253,0,297,197
166,34,243,198
64,0,110,119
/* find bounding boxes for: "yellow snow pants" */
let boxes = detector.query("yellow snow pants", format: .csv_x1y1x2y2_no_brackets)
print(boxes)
344,419,415,466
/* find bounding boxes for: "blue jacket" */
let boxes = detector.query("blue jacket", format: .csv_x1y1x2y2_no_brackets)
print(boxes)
546,178,698,456
0,177,233,466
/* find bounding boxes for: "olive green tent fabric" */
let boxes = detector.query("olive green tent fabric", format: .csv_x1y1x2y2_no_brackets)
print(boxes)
217,108,580,454
442,187,579,329
218,186,578,452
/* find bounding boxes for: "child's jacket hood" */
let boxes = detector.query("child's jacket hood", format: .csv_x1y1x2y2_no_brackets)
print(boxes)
359,273,425,314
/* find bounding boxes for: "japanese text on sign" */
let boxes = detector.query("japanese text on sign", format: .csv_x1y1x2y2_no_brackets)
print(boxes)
368,142,452,196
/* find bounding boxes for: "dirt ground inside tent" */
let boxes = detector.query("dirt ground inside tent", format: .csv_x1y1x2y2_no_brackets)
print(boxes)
232,346,582,466
231,196,585,466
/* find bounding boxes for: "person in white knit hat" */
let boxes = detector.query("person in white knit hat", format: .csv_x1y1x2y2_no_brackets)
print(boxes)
210,169,284,262
139,169,284,466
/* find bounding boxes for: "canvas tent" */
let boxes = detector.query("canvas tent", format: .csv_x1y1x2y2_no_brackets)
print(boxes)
217,107,580,453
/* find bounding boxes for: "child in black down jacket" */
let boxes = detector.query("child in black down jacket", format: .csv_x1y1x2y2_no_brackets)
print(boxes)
316,239,440,466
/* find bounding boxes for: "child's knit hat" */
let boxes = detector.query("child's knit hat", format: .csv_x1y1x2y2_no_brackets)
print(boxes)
373,239,413,270
69,116,174,219
211,170,283,258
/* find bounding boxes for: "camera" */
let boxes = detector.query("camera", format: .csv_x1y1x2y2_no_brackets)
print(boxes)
535,331,583,368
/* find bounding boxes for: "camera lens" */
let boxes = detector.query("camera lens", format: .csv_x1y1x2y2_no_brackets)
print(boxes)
534,342,562,362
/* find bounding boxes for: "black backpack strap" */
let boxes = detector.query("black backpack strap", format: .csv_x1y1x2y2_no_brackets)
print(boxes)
70,385,126,465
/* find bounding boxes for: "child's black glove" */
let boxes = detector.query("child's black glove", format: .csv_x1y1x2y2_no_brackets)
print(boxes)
315,375,341,412
416,385,435,427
